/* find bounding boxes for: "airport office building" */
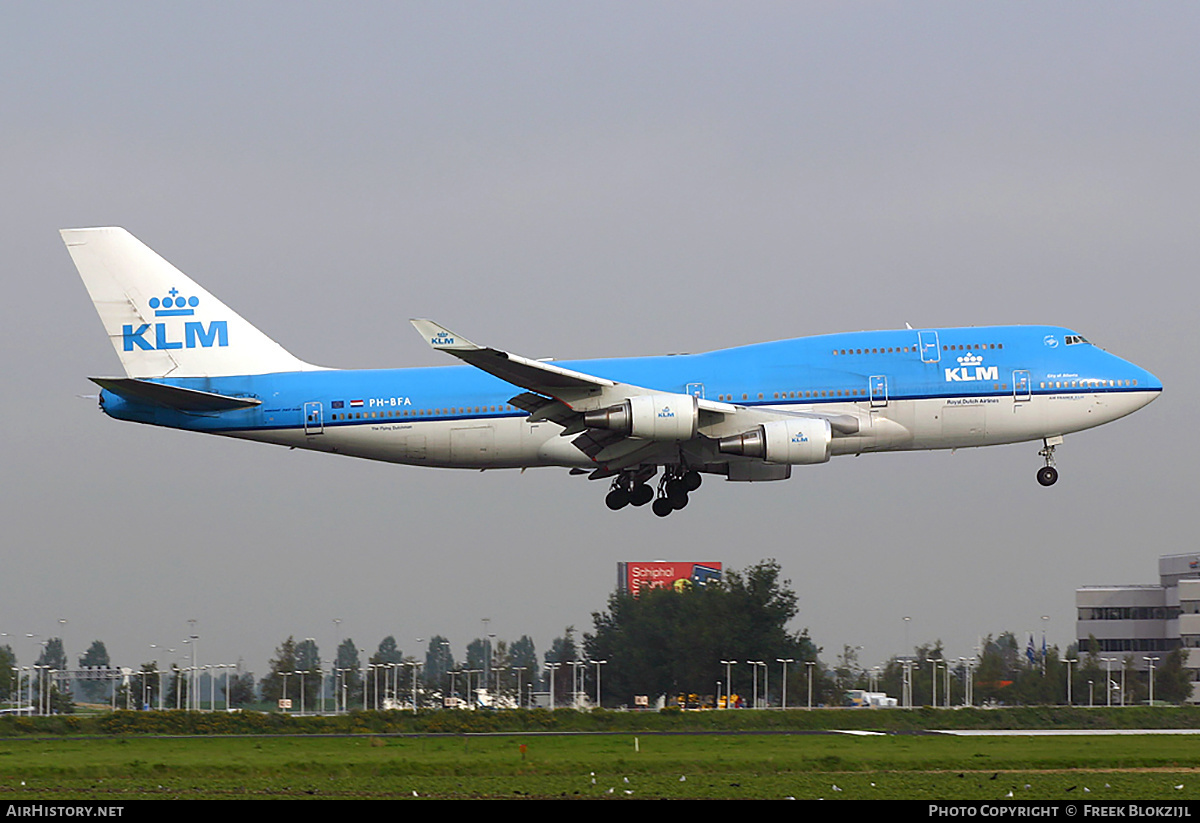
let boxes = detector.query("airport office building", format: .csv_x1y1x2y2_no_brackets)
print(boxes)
1076,553,1200,702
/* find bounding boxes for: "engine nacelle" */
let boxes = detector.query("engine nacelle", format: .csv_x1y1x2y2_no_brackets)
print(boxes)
583,393,699,441
717,417,832,465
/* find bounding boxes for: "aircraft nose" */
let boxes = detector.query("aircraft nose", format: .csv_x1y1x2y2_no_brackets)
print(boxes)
1141,367,1163,394
1126,360,1162,410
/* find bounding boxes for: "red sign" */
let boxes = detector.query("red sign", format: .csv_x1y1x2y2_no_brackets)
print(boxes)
618,562,722,596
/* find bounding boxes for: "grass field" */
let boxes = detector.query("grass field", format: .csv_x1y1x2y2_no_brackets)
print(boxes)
2,732,1199,799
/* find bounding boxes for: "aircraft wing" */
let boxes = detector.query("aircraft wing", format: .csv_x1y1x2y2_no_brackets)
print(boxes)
410,319,616,397
410,320,861,471
410,319,736,414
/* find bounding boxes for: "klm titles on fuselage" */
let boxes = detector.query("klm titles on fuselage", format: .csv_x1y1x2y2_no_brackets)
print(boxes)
122,290,228,351
944,354,998,383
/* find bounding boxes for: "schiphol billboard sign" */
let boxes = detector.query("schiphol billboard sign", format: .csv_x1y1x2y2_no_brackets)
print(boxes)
618,562,723,597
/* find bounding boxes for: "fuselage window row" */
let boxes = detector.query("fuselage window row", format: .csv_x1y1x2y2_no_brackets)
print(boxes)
327,404,518,421
830,343,1004,356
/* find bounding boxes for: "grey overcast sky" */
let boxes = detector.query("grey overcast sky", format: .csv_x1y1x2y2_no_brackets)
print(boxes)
2,2,1196,679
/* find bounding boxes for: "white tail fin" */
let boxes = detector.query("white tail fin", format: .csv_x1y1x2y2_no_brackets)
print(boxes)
62,227,319,378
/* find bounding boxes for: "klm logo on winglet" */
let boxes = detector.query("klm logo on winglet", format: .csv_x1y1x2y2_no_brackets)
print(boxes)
944,353,998,383
431,331,455,347
123,289,228,351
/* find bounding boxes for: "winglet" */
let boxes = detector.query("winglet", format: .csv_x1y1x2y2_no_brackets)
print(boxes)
410,319,482,352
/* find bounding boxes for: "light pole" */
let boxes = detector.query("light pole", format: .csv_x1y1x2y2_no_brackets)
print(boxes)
1145,656,1160,705
568,661,585,709
1064,658,1077,706
186,620,198,712
512,667,526,709
1041,615,1050,675
930,659,938,708
547,663,561,710
406,661,422,710
961,658,974,706
777,659,794,710
721,660,737,709
1101,657,1116,708
592,660,607,708
806,661,816,710
293,670,306,715
465,669,482,709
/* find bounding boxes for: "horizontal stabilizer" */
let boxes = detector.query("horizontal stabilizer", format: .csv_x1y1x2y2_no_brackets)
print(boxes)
91,377,262,412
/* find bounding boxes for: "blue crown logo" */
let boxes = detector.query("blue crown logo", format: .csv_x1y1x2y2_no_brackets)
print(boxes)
149,288,199,317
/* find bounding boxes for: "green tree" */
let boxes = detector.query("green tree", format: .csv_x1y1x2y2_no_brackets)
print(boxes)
366,636,403,709
334,638,363,709
1121,655,1147,705
295,639,322,711
1154,648,1193,704
133,662,160,709
544,627,579,706
833,645,864,695
508,635,537,707
584,559,819,708
0,645,16,703
224,671,256,707
35,637,72,713
974,633,1020,705
423,636,455,698
260,637,303,708
77,640,112,703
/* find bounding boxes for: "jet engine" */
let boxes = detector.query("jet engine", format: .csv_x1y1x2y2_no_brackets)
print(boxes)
717,417,832,465
583,393,699,441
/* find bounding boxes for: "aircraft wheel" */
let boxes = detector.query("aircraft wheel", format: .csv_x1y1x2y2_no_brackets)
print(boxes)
652,497,674,517
1037,466,1059,487
606,489,630,510
682,470,702,491
663,480,687,508
630,484,654,506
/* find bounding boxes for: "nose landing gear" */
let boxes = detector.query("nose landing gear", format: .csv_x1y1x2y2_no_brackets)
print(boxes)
1036,436,1063,487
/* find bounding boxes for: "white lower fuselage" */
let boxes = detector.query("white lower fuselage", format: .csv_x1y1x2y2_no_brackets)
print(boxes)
228,389,1158,471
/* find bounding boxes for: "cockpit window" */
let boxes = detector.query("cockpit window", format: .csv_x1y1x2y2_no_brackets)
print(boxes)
1065,335,1090,346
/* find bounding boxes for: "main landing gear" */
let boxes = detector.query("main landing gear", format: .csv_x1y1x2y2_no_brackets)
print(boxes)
651,467,702,518
606,467,701,516
605,470,655,511
1036,436,1063,487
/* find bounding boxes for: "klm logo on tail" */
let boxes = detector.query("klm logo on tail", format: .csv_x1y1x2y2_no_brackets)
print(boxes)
123,289,228,351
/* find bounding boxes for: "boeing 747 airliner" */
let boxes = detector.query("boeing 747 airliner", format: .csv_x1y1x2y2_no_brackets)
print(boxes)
64,227,1162,516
